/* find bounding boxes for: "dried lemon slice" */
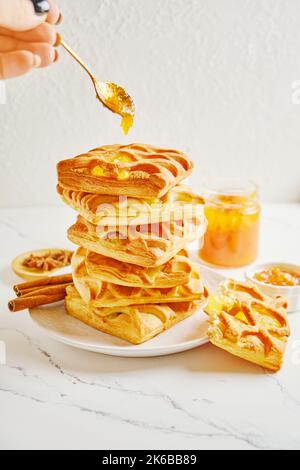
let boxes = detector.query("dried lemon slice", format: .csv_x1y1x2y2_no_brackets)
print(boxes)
12,248,73,280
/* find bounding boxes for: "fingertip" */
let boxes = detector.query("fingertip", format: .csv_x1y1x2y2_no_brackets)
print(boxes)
56,13,63,25
0,51,39,79
38,45,56,67
3,23,57,46
33,54,42,68
34,23,57,46
46,1,61,25
23,43,56,68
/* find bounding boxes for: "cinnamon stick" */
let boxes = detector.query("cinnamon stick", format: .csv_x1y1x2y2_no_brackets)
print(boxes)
21,283,72,298
13,274,73,296
8,293,67,313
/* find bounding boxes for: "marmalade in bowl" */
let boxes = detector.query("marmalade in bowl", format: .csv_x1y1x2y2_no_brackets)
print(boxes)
254,266,300,287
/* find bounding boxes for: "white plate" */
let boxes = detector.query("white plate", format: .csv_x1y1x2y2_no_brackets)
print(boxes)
29,302,209,357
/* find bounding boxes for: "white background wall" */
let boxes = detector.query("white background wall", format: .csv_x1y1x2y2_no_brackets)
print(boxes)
0,0,300,207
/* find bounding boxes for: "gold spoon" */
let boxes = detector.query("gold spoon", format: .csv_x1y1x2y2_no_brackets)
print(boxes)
59,38,135,135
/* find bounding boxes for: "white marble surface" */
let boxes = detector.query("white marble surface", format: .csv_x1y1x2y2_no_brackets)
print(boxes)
1,204,300,450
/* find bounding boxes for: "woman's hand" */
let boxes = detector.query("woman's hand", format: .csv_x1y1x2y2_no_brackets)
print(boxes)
0,0,61,79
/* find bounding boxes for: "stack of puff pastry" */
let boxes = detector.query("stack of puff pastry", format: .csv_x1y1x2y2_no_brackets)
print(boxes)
57,143,208,344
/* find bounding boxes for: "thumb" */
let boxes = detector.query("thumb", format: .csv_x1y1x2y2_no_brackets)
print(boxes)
0,0,48,32
0,51,41,79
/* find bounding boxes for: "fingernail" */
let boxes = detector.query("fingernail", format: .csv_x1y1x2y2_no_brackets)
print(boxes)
30,0,50,15
54,33,62,48
54,50,59,63
33,55,42,68
56,13,63,25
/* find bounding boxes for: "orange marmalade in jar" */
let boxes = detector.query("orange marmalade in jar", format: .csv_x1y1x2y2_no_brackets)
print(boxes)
199,180,260,268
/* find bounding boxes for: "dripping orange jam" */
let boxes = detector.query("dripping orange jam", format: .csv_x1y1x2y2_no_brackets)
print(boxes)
95,82,135,135
254,267,300,287
199,181,260,268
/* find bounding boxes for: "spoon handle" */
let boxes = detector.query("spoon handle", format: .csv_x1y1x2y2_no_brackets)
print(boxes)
60,39,95,81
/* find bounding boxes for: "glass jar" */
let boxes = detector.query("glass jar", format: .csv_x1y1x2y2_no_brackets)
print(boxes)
199,180,260,268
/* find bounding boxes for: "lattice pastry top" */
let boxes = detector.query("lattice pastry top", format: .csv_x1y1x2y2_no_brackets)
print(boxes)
66,285,203,345
57,184,204,226
57,143,194,199
84,247,195,288
205,280,290,371
72,247,207,308
68,214,207,267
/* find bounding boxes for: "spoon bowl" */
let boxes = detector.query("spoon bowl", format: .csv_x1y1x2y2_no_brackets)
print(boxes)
94,80,135,134
60,38,135,134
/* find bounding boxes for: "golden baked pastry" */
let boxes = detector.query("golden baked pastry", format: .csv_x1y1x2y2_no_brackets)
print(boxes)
57,143,194,198
84,248,194,288
57,184,204,227
68,214,207,267
72,247,206,308
66,285,203,344
205,280,290,372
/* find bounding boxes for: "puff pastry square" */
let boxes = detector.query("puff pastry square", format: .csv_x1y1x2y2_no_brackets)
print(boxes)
66,285,203,344
72,247,208,308
57,184,204,227
68,214,207,268
205,280,290,372
57,143,194,199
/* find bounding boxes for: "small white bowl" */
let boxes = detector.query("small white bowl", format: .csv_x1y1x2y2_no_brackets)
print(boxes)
246,262,300,313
